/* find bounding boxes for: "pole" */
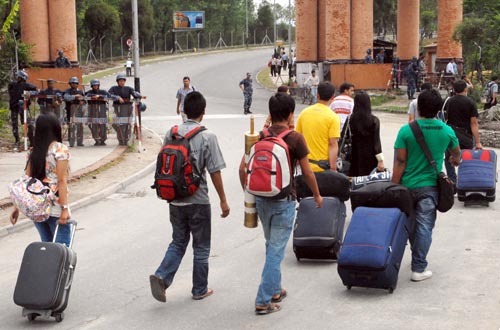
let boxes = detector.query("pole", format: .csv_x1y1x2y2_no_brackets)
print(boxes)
132,0,142,151
110,39,113,60
245,0,249,42
120,34,126,58
99,35,106,62
12,31,19,71
153,32,158,54
273,0,277,43
288,0,292,57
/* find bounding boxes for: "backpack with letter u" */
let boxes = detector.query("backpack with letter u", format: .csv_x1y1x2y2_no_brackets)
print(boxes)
152,125,206,202
245,129,292,199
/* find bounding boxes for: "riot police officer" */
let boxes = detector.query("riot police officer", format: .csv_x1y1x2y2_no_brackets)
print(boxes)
108,74,141,146
8,70,37,149
55,50,71,68
63,77,85,147
86,79,116,146
38,79,63,118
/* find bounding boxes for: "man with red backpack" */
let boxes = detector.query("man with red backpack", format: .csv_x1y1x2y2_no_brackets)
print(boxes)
149,91,230,303
239,93,322,315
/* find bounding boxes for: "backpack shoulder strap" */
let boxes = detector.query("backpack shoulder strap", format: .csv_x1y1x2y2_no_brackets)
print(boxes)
170,125,180,139
409,121,439,174
277,129,292,139
183,125,206,140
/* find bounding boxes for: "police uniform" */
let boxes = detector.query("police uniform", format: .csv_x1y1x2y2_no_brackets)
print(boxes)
86,87,115,146
55,54,71,68
38,83,63,117
8,72,37,147
108,83,141,145
63,86,85,147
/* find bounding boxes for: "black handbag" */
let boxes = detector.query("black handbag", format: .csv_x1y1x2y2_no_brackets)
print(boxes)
409,121,455,213
337,116,352,175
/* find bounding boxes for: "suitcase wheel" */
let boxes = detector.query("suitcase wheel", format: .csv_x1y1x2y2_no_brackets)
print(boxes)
53,313,64,323
388,287,394,294
346,285,352,290
27,313,37,322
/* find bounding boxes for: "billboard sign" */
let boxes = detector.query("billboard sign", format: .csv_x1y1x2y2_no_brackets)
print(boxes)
173,11,205,30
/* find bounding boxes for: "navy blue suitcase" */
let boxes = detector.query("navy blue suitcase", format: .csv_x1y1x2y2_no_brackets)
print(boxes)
337,207,409,293
457,149,497,206
293,197,346,261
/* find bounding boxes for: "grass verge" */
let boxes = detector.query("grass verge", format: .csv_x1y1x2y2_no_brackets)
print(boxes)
257,67,275,91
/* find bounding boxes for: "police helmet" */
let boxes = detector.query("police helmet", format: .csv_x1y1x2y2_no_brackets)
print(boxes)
69,76,79,84
16,70,28,81
116,73,127,81
47,78,55,84
90,79,100,87
138,102,147,112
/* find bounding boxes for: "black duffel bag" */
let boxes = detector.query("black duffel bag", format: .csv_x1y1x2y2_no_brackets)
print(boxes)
350,182,413,216
295,170,350,202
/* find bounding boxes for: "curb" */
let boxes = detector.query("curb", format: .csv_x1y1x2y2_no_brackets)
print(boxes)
0,127,163,238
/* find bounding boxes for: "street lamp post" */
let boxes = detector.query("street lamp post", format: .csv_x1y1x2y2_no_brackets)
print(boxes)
99,35,106,62
274,0,277,43
288,0,292,58
245,0,248,43
120,34,126,58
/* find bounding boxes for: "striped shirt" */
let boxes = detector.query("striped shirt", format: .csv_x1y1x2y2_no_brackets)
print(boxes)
330,94,354,130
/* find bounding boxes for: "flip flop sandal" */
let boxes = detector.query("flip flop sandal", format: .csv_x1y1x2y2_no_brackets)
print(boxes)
255,303,281,315
192,288,214,300
271,289,287,303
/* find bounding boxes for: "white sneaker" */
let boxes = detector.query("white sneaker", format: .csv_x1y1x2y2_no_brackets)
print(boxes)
411,270,432,282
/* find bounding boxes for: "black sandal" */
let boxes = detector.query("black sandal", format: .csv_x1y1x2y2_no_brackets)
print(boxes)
255,303,281,315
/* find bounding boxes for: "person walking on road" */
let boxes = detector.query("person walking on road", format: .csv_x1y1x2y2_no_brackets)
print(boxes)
296,81,340,172
10,113,71,246
8,70,37,149
240,72,253,115
304,70,320,104
443,80,482,184
392,89,461,282
150,91,230,303
176,76,196,122
239,92,322,315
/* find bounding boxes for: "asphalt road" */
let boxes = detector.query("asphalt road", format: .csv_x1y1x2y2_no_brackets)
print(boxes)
1,47,499,330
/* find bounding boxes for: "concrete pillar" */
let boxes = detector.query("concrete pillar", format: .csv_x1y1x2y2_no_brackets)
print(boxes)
436,0,463,71
351,0,373,61
20,0,50,63
48,0,78,62
325,0,350,61
296,0,318,62
397,0,420,61
318,0,326,61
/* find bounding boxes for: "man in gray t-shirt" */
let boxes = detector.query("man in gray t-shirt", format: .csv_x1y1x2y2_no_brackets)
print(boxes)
176,76,196,122
150,91,230,303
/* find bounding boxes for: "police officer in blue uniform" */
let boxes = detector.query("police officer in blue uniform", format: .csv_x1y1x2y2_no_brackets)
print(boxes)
63,77,85,147
38,79,63,118
86,79,116,146
8,70,37,148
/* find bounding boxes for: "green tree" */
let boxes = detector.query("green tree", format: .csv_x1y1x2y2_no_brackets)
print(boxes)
255,1,273,42
83,2,120,42
120,0,155,50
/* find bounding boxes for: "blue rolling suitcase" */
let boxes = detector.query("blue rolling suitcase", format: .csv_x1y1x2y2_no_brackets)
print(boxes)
457,149,497,206
337,207,409,293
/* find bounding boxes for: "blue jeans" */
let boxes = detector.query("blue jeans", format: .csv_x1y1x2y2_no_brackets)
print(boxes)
155,204,211,297
444,157,457,183
409,187,439,273
311,86,318,104
255,197,295,307
34,216,71,247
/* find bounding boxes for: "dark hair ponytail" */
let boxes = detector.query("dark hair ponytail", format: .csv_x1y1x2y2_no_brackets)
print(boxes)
29,113,62,180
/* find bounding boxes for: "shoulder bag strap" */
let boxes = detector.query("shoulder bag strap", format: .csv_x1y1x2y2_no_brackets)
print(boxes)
338,116,351,156
439,97,450,123
409,121,439,175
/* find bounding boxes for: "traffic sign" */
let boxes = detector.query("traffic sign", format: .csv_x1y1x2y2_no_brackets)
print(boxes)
126,38,133,47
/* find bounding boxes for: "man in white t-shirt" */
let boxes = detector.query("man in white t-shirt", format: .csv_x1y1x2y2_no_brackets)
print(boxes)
330,82,355,131
304,70,320,104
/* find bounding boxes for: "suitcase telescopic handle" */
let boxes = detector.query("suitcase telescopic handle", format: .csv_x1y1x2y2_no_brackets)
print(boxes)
53,219,78,249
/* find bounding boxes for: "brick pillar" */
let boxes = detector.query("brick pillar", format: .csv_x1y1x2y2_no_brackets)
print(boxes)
436,0,463,72
318,0,326,61
48,0,78,63
20,0,50,64
296,0,318,62
351,0,374,61
397,0,420,61
325,0,350,61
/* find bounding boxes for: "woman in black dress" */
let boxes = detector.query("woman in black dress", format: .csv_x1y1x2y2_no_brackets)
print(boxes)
348,91,385,177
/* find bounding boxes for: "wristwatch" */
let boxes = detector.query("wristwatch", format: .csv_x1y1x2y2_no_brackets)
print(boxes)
61,205,69,210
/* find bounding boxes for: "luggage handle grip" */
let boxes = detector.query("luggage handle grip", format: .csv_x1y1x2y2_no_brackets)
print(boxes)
65,265,76,290
53,219,78,249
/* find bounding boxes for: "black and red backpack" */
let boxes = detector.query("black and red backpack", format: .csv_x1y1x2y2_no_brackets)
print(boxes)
152,125,206,202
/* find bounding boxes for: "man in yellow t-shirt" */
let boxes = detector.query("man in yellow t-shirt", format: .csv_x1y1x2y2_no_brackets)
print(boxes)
296,81,341,172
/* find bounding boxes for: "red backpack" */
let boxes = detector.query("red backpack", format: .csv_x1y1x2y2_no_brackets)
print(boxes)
152,125,206,202
245,129,293,199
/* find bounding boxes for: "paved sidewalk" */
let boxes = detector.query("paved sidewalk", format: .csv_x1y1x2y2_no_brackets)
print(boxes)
0,129,162,237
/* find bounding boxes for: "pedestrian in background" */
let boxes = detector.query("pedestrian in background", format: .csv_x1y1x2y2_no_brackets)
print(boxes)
10,113,71,246
150,91,230,303
176,76,196,122
348,91,385,177
239,92,322,315
8,70,37,149
239,72,253,115
408,82,433,122
304,70,320,104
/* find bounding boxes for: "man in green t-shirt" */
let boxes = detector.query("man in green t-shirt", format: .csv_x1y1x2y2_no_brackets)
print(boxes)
392,89,461,282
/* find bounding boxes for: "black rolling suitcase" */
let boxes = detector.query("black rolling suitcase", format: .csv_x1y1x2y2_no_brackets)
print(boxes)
13,220,77,322
293,197,346,261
